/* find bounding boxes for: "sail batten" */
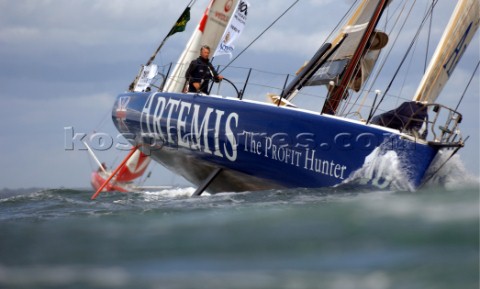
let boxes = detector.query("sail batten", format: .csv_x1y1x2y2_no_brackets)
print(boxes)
413,0,479,103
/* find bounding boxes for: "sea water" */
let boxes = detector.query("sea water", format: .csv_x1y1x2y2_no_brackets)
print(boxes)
0,157,478,289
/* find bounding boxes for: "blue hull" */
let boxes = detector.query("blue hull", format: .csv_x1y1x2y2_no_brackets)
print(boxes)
113,92,438,193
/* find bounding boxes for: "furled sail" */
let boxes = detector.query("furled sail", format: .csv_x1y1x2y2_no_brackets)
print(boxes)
163,0,240,93
305,0,389,90
413,0,479,103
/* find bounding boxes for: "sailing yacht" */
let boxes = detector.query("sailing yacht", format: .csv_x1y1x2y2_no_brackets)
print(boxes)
95,0,479,197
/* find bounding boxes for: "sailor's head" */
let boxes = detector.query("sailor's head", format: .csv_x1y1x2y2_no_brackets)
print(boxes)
200,45,211,59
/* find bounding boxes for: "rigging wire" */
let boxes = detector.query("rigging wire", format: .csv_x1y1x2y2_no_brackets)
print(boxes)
455,60,480,111
396,28,420,106
219,0,300,73
424,0,434,73
368,0,439,121
321,0,360,49
419,136,468,188
395,0,431,105
335,0,391,116
93,0,199,132
359,0,417,113
347,0,416,118
290,0,361,108
94,109,112,132
280,0,360,105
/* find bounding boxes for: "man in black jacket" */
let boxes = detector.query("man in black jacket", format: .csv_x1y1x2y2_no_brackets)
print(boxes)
185,45,223,94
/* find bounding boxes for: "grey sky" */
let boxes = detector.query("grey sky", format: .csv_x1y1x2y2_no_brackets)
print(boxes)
0,0,478,189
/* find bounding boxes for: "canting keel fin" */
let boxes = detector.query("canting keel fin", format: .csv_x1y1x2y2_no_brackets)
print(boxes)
192,167,223,197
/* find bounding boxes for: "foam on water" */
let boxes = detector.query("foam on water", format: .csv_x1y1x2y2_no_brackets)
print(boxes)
342,147,414,191
341,145,479,192
142,187,197,200
423,149,480,189
0,147,477,223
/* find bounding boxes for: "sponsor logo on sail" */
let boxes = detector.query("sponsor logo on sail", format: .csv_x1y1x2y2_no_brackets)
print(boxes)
224,0,234,13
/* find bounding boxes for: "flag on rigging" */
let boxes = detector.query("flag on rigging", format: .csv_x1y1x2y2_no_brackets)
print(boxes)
167,7,191,37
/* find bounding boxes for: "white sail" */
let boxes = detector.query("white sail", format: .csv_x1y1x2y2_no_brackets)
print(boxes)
304,0,389,91
413,0,479,103
163,0,240,93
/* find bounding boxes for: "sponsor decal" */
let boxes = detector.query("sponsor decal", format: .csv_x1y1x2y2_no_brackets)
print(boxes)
444,22,473,76
141,94,239,162
214,11,229,23
241,131,348,180
140,93,349,180
238,0,248,17
116,96,130,131
224,0,234,12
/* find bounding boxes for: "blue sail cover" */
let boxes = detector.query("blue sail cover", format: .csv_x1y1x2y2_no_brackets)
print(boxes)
370,101,429,138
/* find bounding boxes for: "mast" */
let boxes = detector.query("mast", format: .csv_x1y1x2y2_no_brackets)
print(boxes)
321,0,389,115
413,0,479,103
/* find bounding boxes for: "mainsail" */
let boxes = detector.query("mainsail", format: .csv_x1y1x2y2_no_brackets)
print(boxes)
90,146,151,198
306,0,388,89
320,0,389,115
282,0,389,114
163,0,240,93
114,147,151,182
413,0,479,103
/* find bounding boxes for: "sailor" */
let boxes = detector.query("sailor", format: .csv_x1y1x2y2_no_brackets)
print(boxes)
185,45,223,94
